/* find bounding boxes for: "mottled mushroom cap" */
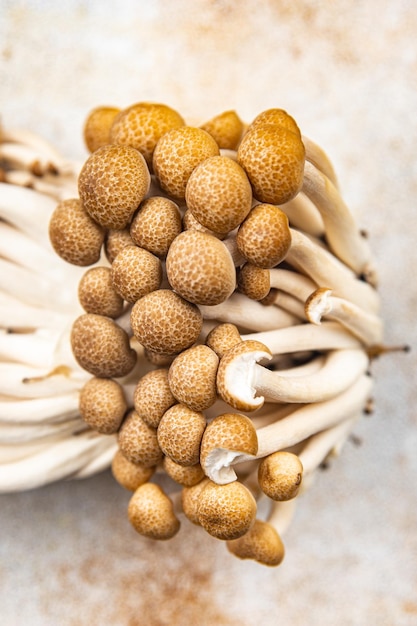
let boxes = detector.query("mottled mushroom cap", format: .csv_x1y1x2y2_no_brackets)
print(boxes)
200,110,244,150
249,108,301,137
79,376,127,434
258,451,303,501
109,102,185,167
237,123,305,205
111,244,162,303
181,477,211,525
227,519,285,566
185,155,252,234
78,144,150,229
49,198,105,266
118,409,163,468
128,483,180,540
168,344,219,411
133,368,176,428
197,480,257,540
205,323,242,358
130,196,182,258
166,230,236,306
237,263,271,301
130,289,203,355
157,404,206,466
236,203,292,269
104,228,135,264
71,313,137,378
78,266,124,318
83,105,121,153
162,456,205,487
152,126,219,199
111,449,155,492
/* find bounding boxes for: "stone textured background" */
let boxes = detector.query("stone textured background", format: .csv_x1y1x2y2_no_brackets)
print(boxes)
0,1,416,625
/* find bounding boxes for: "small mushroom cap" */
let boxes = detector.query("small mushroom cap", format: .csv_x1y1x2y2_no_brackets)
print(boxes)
216,340,272,411
78,144,150,229
111,449,155,491
236,203,292,269
197,480,257,540
130,289,203,355
185,155,252,234
79,376,127,434
205,323,242,358
133,368,176,428
304,287,333,324
166,230,236,306
78,266,124,318
200,412,258,480
163,456,205,487
157,403,206,466
83,105,121,153
181,477,210,525
128,482,180,540
168,344,219,411
182,208,225,239
200,110,244,150
258,451,303,501
71,313,137,378
227,518,285,566
111,244,162,303
118,409,163,467
130,196,182,258
237,123,305,204
237,263,271,301
109,102,185,167
249,108,301,138
49,198,105,266
104,228,135,264
152,126,220,199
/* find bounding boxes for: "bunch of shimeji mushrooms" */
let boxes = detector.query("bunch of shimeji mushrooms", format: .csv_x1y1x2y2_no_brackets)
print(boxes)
0,102,388,566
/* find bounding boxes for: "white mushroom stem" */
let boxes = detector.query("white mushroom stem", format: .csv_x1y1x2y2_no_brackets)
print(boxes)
203,374,372,483
243,321,362,354
0,418,86,445
2,168,78,200
222,347,369,408
268,268,317,301
302,161,377,285
0,431,116,492
305,288,384,346
281,192,325,238
302,135,339,188
269,290,307,320
0,292,73,331
0,392,80,424
287,228,380,313
71,441,118,479
0,142,58,175
0,182,58,247
266,498,298,536
0,329,63,368
199,292,299,331
0,363,88,398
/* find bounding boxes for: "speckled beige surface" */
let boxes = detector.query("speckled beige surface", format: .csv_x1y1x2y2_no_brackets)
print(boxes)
1,1,416,625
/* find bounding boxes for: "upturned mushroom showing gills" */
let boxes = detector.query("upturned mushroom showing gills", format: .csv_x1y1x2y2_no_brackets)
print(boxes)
0,102,404,568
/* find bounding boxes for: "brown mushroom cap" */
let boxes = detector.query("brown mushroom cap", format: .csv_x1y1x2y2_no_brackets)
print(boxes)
185,156,252,234
166,230,236,306
200,412,258,475
111,244,162,303
182,208,226,239
168,344,219,411
258,451,303,501
205,323,242,358
133,368,176,428
78,266,124,318
130,289,203,355
71,313,137,378
118,409,163,467
249,108,301,138
197,480,257,540
236,203,292,269
227,518,285,566
78,144,150,229
237,263,271,301
162,456,205,487
152,126,219,199
128,482,180,540
130,196,182,258
109,102,185,167
200,110,244,150
49,198,105,266
111,449,155,491
83,105,121,153
237,123,305,204
157,404,206,466
181,477,211,525
104,228,135,264
79,376,127,433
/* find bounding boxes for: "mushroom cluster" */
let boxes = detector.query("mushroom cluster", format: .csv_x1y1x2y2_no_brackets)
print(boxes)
1,103,391,566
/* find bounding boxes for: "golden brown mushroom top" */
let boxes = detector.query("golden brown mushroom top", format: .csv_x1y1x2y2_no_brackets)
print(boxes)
83,105,121,153
200,109,244,150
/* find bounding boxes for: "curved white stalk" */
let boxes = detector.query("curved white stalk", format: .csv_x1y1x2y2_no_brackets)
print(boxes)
0,392,80,424
199,292,299,331
1,127,77,172
0,418,86,444
270,290,307,320
71,442,118,479
287,228,380,313
281,192,324,238
0,329,61,368
0,142,57,175
302,135,339,188
302,161,377,285
0,296,73,331
0,363,88,398
268,268,317,302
